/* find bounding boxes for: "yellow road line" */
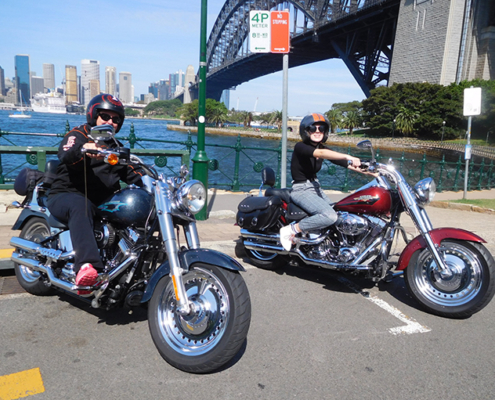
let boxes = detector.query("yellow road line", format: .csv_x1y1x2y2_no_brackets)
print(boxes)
0,368,45,399
0,249,13,259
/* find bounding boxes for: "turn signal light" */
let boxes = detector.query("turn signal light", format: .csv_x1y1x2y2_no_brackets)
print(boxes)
105,154,119,165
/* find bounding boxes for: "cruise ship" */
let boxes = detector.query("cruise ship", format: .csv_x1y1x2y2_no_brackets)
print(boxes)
31,92,67,114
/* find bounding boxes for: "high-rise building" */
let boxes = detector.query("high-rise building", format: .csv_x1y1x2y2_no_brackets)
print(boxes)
65,65,78,105
42,63,55,91
148,82,159,98
89,79,100,99
0,66,5,96
119,72,132,103
31,76,44,96
220,89,230,109
81,59,99,106
105,66,116,96
15,55,31,105
169,70,185,98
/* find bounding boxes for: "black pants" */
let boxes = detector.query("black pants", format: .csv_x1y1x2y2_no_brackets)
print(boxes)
47,193,103,271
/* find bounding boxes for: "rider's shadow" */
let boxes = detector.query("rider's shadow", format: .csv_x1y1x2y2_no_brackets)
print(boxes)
56,292,148,325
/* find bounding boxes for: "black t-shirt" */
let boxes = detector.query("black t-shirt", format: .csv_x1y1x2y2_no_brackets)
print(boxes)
290,141,348,183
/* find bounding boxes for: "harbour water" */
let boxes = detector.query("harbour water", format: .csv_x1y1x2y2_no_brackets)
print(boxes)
0,110,461,191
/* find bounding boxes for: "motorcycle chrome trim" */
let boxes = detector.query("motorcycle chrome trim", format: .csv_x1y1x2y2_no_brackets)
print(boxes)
243,239,374,271
184,222,201,249
155,179,190,314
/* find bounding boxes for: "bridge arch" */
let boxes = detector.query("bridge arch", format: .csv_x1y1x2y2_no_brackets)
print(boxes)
200,0,399,100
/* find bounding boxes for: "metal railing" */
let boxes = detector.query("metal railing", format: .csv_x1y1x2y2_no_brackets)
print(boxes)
0,126,494,193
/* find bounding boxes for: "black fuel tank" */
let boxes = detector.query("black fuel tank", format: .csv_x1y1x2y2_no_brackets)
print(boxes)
97,186,154,228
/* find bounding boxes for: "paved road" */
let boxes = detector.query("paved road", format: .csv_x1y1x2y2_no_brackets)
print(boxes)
2,190,495,399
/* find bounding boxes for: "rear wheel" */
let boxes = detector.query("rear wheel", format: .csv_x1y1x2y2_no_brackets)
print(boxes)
14,217,54,296
242,239,287,270
404,240,495,318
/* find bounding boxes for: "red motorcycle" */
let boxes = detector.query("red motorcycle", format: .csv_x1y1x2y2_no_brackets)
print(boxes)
237,140,495,318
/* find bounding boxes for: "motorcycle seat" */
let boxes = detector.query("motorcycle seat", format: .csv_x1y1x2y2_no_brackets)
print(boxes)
48,214,68,230
265,187,291,203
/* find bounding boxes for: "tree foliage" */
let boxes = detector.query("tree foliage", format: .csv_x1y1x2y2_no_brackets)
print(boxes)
143,99,182,118
361,80,495,140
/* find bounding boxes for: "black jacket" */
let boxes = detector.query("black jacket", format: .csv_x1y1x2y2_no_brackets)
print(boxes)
49,124,144,205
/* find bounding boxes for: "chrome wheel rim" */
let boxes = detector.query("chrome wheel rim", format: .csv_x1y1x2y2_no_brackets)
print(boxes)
413,243,483,307
156,267,230,356
18,221,50,282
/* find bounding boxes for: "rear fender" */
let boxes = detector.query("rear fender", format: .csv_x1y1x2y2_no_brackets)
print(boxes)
141,248,245,303
397,228,486,271
12,209,49,231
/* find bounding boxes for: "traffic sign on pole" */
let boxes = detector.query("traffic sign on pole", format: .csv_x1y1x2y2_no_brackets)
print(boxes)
463,87,482,116
270,11,290,53
249,11,270,53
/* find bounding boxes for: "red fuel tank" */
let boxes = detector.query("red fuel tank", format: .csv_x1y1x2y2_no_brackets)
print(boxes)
334,187,392,215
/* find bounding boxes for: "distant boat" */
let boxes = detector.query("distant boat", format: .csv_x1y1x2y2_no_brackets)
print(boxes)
9,90,31,119
31,92,67,114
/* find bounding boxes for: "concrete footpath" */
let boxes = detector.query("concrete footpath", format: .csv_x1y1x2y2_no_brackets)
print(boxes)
1,187,495,294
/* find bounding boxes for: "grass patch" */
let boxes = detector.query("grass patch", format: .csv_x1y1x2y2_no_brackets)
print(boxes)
449,199,495,209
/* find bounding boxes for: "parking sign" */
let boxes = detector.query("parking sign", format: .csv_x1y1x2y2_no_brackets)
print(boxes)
249,11,270,53
270,11,290,53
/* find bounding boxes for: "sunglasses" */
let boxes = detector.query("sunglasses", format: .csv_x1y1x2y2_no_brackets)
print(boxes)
307,125,327,133
99,112,122,124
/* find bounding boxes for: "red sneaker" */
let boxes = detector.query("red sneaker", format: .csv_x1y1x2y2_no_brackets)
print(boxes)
75,263,98,295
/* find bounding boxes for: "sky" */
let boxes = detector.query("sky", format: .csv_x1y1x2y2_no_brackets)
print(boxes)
0,0,366,116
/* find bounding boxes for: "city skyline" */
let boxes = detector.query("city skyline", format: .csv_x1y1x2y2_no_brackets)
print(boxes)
0,0,365,116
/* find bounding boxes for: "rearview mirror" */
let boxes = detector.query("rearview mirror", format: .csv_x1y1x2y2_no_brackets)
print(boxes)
89,125,116,143
357,139,372,149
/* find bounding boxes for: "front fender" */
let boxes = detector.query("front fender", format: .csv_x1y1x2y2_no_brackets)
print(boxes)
12,208,49,231
397,227,486,271
141,248,245,303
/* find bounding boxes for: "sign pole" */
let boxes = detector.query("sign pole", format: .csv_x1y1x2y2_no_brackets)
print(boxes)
462,86,482,200
463,116,472,199
281,54,288,188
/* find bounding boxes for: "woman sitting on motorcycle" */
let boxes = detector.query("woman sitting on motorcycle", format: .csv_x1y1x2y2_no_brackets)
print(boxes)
47,94,144,293
279,113,364,251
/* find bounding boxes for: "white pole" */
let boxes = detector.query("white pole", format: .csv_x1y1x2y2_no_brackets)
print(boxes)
463,116,472,199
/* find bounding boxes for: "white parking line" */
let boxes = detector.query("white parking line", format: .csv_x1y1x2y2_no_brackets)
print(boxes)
338,276,431,335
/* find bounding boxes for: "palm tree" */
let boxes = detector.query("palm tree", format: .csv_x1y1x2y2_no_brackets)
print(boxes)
269,110,283,131
325,109,342,134
210,107,227,127
395,106,419,137
342,111,360,135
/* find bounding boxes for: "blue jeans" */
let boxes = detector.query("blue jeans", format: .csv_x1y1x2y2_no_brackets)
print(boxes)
290,180,338,232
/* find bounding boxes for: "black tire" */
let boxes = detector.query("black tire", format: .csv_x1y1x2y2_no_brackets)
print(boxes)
148,263,251,373
404,240,495,318
14,217,54,296
242,239,287,270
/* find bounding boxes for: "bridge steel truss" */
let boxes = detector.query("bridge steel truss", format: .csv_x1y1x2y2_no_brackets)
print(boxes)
203,0,400,100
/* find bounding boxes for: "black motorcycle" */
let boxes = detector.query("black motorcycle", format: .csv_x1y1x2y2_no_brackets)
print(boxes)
10,125,251,373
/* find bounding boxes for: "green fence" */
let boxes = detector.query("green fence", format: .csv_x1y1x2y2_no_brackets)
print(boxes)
0,126,494,192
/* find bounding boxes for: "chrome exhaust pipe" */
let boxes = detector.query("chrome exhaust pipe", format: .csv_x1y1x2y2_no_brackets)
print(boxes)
10,237,73,260
12,252,79,292
243,239,373,271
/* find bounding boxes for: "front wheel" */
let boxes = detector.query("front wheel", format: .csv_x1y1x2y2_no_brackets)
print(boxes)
14,217,54,296
404,240,495,318
148,263,251,373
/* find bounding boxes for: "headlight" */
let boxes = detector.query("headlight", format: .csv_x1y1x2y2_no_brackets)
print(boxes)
177,180,206,214
414,178,436,208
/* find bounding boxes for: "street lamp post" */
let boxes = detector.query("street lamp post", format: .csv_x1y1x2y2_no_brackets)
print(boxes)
441,120,446,143
392,119,396,139
192,0,209,221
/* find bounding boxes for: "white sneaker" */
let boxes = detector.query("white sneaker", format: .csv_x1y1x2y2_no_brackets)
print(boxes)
280,225,295,251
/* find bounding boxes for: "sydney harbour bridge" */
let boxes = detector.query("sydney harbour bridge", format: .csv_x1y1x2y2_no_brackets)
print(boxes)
182,0,494,102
